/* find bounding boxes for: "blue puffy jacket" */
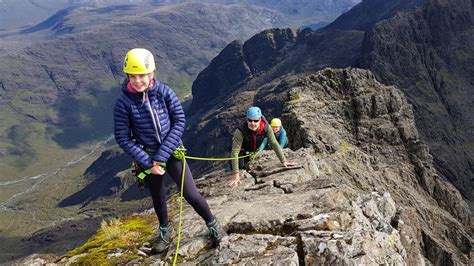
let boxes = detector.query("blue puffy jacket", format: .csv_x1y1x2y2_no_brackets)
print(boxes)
114,79,184,169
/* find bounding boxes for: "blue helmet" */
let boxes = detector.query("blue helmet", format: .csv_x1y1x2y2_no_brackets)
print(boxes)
246,106,262,119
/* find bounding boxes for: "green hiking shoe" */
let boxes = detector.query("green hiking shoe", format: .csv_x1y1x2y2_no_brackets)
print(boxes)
207,218,223,247
150,225,171,254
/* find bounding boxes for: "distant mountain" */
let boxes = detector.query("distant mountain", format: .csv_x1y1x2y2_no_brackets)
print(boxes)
188,0,362,27
324,0,422,31
188,0,474,202
0,0,70,31
0,0,360,32
0,2,289,179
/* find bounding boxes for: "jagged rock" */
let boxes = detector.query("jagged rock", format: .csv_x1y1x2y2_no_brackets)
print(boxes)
17,253,60,266
145,148,409,264
188,0,474,206
325,0,422,31
190,28,299,113
358,0,474,200
182,67,471,264
207,234,299,265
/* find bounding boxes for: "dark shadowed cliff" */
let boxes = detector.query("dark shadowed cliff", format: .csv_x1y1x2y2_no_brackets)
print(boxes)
358,0,474,200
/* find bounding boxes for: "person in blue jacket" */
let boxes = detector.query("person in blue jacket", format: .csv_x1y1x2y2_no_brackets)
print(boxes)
257,118,288,151
114,48,222,254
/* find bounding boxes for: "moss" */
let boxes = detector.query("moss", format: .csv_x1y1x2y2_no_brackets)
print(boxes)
65,215,156,264
336,141,351,156
289,94,300,102
387,234,398,246
328,78,341,89
74,252,111,265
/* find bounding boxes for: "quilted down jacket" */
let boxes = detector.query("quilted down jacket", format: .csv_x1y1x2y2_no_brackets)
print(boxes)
114,79,184,169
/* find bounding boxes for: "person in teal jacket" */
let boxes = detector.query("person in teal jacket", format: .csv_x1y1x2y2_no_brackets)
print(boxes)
258,118,288,151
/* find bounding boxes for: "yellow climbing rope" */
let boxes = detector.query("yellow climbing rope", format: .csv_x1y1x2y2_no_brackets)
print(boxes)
171,146,257,265
172,146,257,161
172,153,186,266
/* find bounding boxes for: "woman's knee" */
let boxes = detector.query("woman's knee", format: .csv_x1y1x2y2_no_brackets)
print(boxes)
183,189,205,204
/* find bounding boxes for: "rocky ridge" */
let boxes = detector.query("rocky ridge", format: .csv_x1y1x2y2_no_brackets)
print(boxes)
43,68,472,265
358,0,474,200
188,0,474,203
187,27,364,122
324,0,422,31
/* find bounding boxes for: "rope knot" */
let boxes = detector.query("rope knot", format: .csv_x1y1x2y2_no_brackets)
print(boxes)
172,145,187,160
247,151,257,161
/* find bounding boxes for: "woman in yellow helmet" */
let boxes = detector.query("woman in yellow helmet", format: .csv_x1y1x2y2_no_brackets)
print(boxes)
257,118,288,151
114,48,222,254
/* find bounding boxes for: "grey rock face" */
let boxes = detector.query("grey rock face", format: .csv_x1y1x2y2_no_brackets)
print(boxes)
178,68,471,264
358,0,474,200
190,28,299,113
188,0,474,206
324,0,423,31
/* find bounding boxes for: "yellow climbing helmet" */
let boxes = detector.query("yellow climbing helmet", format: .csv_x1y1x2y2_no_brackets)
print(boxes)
271,118,282,127
123,48,156,74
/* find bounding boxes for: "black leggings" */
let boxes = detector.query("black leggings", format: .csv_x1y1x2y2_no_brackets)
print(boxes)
144,156,214,226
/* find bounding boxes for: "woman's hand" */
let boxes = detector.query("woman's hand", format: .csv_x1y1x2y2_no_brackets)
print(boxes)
228,172,241,186
150,161,166,175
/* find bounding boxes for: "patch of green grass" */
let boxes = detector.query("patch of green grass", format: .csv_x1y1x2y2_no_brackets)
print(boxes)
5,124,37,167
0,120,91,180
65,215,155,265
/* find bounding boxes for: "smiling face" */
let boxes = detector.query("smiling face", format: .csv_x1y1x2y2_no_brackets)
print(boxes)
246,118,261,131
128,73,153,92
272,126,281,133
